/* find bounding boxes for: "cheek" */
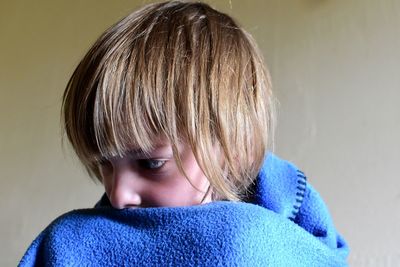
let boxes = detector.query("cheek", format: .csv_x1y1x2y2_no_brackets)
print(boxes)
146,168,208,206
175,156,210,202
182,153,209,188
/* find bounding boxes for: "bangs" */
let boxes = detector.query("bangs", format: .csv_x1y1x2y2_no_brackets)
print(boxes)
63,2,194,165
63,1,246,162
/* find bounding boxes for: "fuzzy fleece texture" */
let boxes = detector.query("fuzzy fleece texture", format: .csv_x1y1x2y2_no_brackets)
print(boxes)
19,153,349,266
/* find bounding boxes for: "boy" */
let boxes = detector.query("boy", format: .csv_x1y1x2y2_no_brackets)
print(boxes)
20,1,348,266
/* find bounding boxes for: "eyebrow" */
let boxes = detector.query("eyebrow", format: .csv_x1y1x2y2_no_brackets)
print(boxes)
126,148,145,155
96,142,173,163
96,149,145,163
129,144,175,158
125,146,168,157
125,149,153,158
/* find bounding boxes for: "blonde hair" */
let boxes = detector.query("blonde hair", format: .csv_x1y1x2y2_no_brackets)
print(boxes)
62,1,275,201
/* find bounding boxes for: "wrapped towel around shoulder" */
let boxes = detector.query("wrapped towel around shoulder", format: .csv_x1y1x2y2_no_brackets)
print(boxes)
20,201,346,266
19,153,349,266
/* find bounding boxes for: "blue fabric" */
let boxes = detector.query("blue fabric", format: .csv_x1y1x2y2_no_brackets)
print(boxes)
248,153,349,259
19,153,349,266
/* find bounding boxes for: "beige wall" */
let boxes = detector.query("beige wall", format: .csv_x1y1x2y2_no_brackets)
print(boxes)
1,0,399,266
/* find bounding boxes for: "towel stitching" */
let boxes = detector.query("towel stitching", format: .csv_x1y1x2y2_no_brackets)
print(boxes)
289,169,307,221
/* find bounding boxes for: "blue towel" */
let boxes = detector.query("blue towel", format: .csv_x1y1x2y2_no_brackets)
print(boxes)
19,153,349,266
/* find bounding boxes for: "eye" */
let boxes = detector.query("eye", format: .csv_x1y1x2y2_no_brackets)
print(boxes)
136,159,166,170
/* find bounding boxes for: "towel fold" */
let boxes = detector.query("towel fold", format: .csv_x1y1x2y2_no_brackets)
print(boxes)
19,153,349,266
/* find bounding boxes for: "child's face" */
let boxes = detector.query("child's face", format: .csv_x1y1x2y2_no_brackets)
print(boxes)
98,137,212,209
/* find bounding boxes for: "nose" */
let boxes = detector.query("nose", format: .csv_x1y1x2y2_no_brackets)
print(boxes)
108,168,142,209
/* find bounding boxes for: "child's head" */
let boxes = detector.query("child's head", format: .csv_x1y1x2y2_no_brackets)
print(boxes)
62,0,275,207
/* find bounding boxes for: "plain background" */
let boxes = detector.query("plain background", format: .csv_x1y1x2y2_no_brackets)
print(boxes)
1,0,399,266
